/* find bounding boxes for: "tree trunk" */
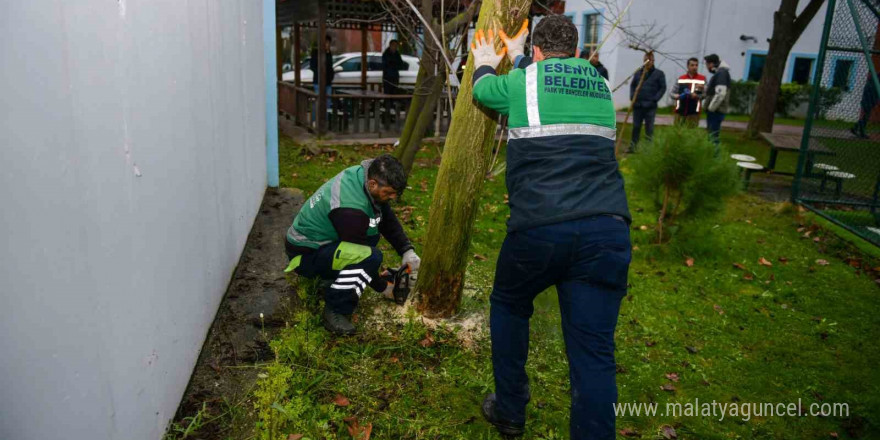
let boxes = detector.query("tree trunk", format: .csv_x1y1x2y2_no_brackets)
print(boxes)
394,0,437,165
658,185,671,244
747,0,827,137
746,11,796,136
394,2,477,176
395,56,445,175
416,0,533,319
400,79,444,174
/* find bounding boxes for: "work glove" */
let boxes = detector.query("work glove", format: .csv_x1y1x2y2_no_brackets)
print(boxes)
381,281,394,300
499,19,529,64
470,29,506,71
378,270,395,300
402,249,421,281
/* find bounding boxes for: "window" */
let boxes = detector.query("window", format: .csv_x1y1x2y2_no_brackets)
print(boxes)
831,58,855,91
339,57,361,72
583,12,600,54
367,56,383,71
786,53,817,84
791,57,814,84
746,53,767,81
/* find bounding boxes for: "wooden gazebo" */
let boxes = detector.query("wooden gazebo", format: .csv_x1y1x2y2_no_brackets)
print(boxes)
277,0,440,137
276,0,564,137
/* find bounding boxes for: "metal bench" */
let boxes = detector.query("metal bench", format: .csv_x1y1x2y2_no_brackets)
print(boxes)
736,161,765,189
820,171,856,198
730,154,757,162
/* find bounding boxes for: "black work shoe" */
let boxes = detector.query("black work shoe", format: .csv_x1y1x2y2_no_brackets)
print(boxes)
481,393,525,437
322,306,355,336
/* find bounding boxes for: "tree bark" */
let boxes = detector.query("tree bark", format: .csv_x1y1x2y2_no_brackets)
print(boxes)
395,55,445,175
415,0,533,319
747,0,826,137
658,185,671,244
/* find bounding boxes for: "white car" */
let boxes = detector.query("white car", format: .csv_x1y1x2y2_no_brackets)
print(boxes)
282,52,420,87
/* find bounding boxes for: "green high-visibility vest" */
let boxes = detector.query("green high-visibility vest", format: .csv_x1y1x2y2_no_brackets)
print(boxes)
286,160,380,249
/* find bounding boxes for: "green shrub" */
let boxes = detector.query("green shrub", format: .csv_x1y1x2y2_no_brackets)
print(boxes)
729,80,758,114
629,126,741,242
776,83,810,116
727,80,842,118
815,85,844,118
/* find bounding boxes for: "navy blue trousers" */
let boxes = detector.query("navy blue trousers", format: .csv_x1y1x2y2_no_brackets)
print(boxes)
706,111,726,149
285,237,384,315
490,216,631,440
630,106,656,148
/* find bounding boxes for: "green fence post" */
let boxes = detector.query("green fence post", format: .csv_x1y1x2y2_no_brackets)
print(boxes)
792,0,837,203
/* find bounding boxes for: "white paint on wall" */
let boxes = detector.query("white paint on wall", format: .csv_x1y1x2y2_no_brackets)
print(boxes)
564,0,828,109
0,1,267,439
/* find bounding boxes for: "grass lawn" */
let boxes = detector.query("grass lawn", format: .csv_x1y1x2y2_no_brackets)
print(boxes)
249,128,880,440
650,106,806,127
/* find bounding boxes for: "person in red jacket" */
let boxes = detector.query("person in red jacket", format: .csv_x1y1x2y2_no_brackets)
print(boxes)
669,57,706,127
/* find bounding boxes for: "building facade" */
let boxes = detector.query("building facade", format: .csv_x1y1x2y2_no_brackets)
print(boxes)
562,0,830,110
0,1,273,439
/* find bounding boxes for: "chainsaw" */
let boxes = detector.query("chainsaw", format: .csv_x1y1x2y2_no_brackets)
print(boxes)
385,264,412,306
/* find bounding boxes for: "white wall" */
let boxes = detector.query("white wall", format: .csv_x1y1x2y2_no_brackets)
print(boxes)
0,1,267,439
564,0,829,108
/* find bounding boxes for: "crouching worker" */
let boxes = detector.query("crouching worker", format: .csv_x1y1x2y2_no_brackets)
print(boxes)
283,154,421,336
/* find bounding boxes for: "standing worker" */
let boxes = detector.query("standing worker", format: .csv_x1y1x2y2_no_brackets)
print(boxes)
851,73,879,139
669,57,706,127
470,15,632,440
703,53,731,149
629,52,667,151
382,39,406,121
310,35,335,117
382,39,405,95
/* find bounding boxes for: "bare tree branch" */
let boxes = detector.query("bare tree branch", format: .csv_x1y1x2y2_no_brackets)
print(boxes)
793,0,826,36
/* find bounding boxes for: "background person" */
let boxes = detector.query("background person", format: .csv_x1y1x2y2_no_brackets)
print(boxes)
310,35,334,116
851,73,878,139
703,53,731,149
382,39,406,120
471,16,632,440
382,39,405,96
669,57,706,127
582,49,609,80
629,52,666,151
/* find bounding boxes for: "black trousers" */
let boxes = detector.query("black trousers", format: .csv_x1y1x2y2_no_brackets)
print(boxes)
286,237,386,314
631,106,657,149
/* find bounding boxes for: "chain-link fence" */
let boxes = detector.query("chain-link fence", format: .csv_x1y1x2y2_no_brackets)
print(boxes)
793,0,880,246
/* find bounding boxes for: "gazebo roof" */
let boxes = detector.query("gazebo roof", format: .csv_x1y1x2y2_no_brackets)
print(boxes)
276,0,565,31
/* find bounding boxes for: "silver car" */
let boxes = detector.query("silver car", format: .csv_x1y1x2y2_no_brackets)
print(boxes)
282,52,420,86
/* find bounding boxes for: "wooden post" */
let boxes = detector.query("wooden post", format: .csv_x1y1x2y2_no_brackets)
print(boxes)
361,23,368,90
293,23,301,87
316,3,328,135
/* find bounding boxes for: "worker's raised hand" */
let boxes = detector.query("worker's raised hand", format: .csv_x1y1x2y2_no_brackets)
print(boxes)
470,29,506,70
499,19,529,64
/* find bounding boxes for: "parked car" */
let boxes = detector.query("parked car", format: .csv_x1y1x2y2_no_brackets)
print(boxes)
282,52,420,86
